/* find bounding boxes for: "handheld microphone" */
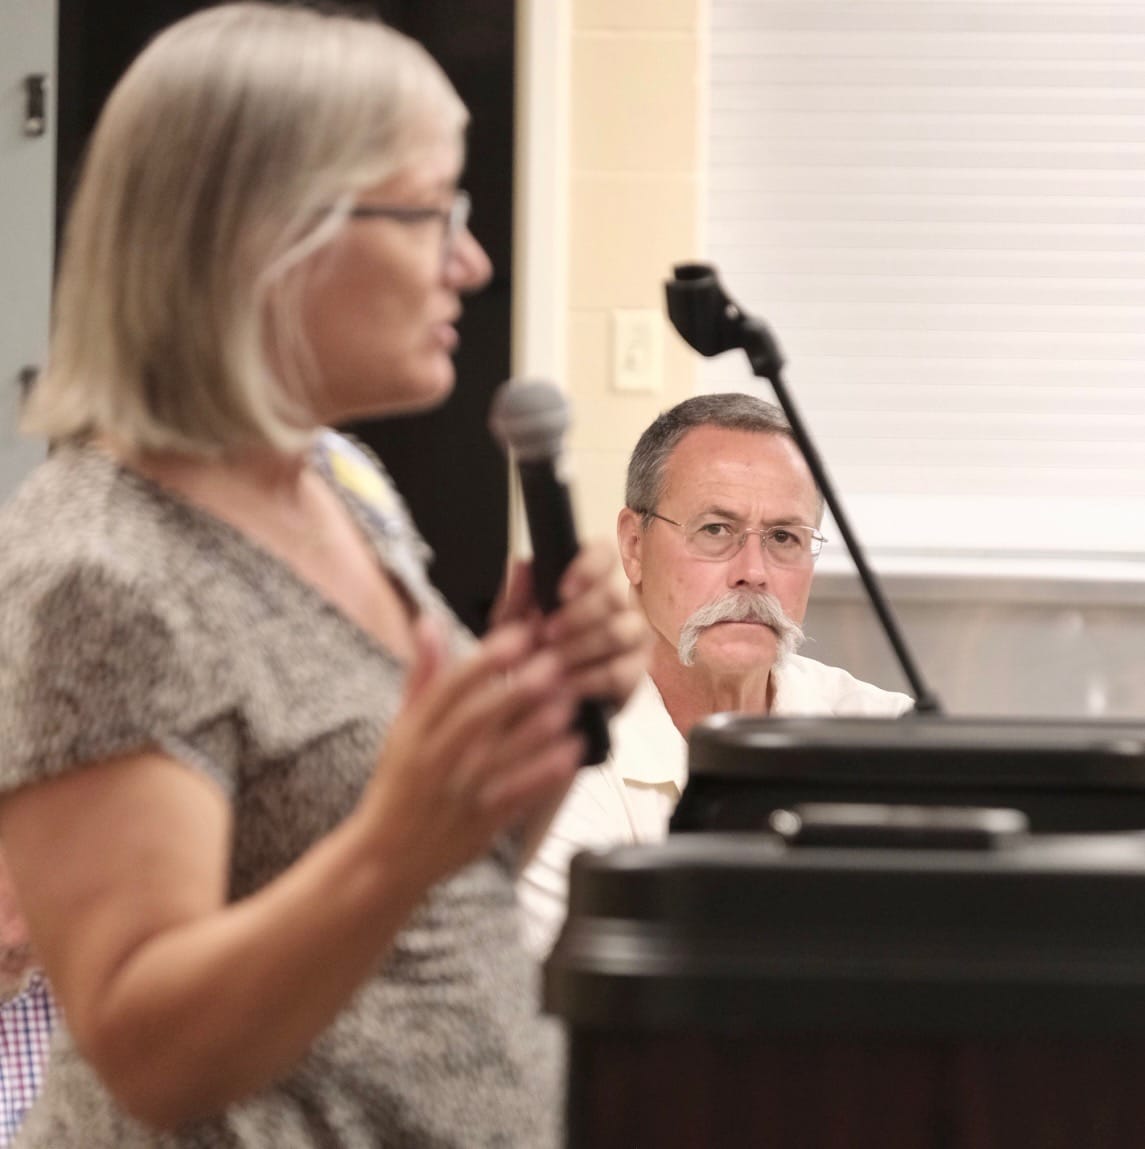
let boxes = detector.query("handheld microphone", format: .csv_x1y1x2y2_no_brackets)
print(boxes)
489,379,612,765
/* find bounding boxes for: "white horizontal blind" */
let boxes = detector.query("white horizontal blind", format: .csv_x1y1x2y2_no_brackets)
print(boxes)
703,1,1145,565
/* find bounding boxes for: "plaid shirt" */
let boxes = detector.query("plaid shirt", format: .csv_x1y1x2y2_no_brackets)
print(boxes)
0,974,54,1146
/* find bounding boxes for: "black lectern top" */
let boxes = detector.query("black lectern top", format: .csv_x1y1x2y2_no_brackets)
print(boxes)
546,831,1145,1036
673,714,1145,834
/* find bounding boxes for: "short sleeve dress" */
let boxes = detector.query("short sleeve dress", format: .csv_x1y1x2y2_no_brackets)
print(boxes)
0,432,561,1149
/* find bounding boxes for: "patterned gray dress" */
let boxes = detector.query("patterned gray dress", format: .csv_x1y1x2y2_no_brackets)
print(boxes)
0,434,561,1148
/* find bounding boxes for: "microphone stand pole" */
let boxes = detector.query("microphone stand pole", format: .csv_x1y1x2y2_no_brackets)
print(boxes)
666,264,942,714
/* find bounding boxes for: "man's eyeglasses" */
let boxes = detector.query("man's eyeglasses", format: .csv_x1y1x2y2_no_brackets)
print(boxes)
347,189,471,263
643,510,826,567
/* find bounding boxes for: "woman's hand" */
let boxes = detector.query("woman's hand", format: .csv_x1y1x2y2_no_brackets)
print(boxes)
490,541,650,864
493,541,650,712
357,615,586,891
362,541,648,893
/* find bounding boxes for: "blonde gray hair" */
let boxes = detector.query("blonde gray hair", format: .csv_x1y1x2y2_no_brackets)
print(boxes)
25,2,468,457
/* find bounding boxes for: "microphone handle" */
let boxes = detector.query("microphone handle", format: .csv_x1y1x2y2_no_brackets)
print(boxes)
517,459,612,765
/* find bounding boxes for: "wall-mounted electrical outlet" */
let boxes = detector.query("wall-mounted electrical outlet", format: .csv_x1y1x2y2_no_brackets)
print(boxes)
610,308,663,394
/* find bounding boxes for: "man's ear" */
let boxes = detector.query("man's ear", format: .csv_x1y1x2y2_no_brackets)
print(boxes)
616,507,645,588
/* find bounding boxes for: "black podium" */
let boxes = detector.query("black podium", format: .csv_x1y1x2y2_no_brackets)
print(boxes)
546,830,1145,1148
673,714,1145,835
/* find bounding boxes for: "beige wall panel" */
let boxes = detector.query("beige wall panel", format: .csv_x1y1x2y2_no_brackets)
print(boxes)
561,0,704,534
567,173,700,309
574,0,701,32
567,309,697,454
571,34,698,173
566,445,631,542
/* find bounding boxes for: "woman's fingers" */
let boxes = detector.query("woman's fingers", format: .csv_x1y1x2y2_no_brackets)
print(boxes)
401,613,450,705
381,619,540,801
410,645,567,793
489,558,537,629
563,645,648,704
547,600,647,670
533,539,649,708
544,539,628,649
401,620,533,730
376,531,645,869
543,569,626,645
368,630,578,872
475,735,582,821
555,538,613,603
449,687,577,797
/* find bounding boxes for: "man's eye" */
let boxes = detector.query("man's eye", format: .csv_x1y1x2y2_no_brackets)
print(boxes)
770,528,802,548
695,522,735,538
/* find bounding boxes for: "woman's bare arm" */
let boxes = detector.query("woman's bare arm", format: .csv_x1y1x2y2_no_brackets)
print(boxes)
0,619,580,1130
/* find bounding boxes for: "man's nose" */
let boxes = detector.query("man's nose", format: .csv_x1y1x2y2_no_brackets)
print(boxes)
727,532,771,588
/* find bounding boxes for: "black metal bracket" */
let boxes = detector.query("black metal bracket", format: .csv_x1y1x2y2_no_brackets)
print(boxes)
17,366,38,402
23,74,47,138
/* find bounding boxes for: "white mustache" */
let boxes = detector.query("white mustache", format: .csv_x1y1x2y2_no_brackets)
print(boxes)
676,590,804,668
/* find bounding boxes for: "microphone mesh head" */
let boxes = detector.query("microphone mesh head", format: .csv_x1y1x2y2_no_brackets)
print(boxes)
488,379,570,462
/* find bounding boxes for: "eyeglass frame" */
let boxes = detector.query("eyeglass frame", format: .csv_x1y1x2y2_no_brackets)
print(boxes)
346,189,471,264
641,509,827,565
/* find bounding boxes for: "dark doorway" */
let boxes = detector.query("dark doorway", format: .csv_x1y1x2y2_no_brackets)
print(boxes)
56,0,515,635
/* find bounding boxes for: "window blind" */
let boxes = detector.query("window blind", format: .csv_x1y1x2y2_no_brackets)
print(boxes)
703,1,1145,564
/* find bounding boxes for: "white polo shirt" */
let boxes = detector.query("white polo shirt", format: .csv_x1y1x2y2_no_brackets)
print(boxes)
517,655,913,958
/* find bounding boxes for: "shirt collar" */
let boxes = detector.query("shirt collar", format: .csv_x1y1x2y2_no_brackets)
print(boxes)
769,654,819,715
611,675,689,791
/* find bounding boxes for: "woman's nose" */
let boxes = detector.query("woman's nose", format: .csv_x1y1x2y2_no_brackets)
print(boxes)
447,227,493,293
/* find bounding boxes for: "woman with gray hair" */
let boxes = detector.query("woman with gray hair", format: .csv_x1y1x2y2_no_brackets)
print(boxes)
0,5,646,1147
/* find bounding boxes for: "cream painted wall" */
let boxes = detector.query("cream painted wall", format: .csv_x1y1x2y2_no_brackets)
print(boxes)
562,0,706,542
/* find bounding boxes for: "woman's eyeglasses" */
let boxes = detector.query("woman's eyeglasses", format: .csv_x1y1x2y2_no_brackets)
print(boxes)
347,190,471,265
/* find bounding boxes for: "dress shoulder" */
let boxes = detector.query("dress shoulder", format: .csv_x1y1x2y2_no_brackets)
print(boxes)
0,449,240,795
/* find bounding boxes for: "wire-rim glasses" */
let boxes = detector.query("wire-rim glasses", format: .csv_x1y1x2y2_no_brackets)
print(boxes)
644,510,826,566
347,189,471,263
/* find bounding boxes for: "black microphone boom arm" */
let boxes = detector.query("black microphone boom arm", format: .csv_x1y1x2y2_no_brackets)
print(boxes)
665,263,942,715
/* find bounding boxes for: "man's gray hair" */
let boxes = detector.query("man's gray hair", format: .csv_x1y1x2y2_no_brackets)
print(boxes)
625,392,801,515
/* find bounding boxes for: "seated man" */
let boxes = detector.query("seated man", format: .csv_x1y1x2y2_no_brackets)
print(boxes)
518,393,912,956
